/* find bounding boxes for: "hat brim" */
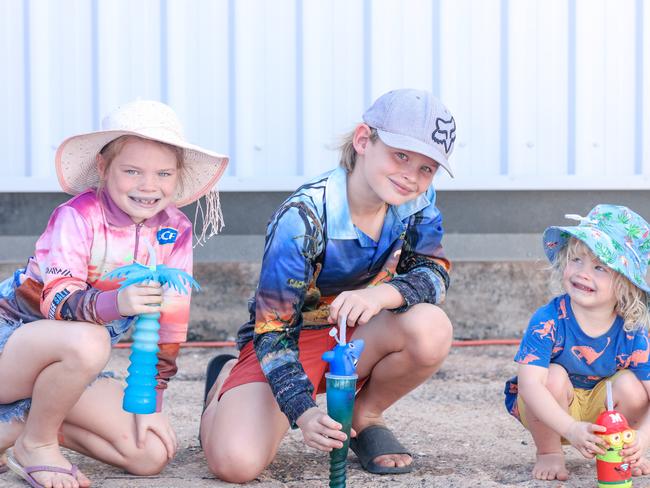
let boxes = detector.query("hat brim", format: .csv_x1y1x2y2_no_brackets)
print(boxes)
55,130,229,207
375,129,454,178
543,225,650,293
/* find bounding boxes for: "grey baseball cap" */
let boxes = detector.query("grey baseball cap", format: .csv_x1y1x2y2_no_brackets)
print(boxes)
362,89,457,177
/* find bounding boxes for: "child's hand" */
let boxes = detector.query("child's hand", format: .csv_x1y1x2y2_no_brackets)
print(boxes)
117,281,163,316
621,429,648,466
563,421,607,458
328,288,383,327
296,407,348,452
134,413,178,460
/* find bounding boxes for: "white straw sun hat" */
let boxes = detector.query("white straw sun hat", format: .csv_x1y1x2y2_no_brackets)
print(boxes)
55,100,229,243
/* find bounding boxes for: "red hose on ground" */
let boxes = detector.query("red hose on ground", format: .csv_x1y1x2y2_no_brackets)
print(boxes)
113,339,521,349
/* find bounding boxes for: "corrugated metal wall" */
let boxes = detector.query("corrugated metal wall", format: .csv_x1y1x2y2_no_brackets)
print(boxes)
1,0,648,191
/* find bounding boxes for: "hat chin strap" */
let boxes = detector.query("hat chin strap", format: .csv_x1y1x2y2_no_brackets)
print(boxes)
193,189,224,247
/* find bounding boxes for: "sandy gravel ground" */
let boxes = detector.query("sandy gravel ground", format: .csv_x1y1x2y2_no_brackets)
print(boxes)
2,345,649,487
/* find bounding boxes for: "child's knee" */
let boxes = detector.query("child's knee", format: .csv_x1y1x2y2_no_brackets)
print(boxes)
64,324,111,371
403,304,453,367
122,437,170,476
615,372,649,409
205,442,267,483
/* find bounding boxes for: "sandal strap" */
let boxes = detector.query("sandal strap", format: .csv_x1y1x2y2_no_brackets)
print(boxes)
24,464,79,477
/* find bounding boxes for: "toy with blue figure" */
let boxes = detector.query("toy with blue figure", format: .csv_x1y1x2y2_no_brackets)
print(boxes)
322,313,365,488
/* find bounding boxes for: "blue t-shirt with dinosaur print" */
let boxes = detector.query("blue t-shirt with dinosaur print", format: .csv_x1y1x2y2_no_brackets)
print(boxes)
504,294,650,419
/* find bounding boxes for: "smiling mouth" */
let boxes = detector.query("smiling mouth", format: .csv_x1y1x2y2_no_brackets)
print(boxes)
572,282,595,293
129,196,160,206
389,179,415,195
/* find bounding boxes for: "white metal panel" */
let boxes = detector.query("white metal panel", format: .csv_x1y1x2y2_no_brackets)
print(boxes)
644,0,650,174
602,0,636,177
509,0,540,177
535,0,569,177
329,1,366,137
261,0,298,178
466,0,501,179
301,0,339,177
0,0,649,192
96,0,163,117
438,0,473,183
575,0,606,177
29,0,94,177
165,0,231,161
0,0,26,177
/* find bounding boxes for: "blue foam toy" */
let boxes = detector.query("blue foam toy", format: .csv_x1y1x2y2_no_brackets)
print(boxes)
103,242,199,414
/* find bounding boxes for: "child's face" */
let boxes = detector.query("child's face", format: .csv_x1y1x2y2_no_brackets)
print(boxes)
359,136,439,206
563,245,617,313
100,138,179,223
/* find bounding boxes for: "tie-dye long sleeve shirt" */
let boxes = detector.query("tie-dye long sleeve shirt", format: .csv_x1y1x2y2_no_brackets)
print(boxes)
236,167,450,426
0,189,193,410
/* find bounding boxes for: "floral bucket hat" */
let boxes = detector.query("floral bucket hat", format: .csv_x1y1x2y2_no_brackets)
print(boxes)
543,204,650,294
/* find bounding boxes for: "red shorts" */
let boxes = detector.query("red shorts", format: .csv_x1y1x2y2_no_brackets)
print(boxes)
220,328,364,399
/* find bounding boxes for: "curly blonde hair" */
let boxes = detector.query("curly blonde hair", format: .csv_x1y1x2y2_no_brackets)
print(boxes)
549,237,650,331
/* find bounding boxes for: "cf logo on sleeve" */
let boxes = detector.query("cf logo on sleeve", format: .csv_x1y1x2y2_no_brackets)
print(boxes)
157,228,178,244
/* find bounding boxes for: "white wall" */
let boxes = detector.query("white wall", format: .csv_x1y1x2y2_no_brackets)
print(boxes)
1,0,648,191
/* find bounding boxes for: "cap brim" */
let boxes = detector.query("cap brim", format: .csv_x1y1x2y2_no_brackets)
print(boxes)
376,129,454,178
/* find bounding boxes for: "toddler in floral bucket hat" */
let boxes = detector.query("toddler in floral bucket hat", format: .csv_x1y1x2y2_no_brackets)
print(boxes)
504,205,650,482
543,204,650,295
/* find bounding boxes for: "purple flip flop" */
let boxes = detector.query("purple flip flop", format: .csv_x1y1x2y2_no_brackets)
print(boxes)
6,449,80,488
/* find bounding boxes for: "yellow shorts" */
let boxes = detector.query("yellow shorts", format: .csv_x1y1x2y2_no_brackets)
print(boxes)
517,370,629,443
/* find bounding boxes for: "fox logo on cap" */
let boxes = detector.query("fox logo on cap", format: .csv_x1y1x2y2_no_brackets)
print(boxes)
432,116,456,154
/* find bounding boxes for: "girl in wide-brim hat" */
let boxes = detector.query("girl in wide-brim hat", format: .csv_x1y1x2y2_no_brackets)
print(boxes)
0,99,227,487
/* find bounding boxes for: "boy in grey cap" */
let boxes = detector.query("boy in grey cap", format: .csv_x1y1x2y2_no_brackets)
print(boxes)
200,89,457,481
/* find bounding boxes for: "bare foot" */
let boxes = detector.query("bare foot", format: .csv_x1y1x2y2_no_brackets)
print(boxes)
205,358,237,406
12,436,90,488
352,413,412,469
533,452,569,481
632,456,650,476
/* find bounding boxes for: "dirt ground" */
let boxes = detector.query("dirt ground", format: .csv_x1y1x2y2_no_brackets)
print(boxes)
2,345,650,488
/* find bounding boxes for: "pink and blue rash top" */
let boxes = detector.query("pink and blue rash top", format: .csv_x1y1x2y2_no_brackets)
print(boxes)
0,188,193,412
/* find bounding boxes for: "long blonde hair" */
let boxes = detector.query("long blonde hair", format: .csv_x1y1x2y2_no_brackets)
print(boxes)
338,126,379,172
550,237,650,331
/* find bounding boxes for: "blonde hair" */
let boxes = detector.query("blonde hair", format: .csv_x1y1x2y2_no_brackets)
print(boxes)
550,237,650,331
97,135,184,193
338,126,379,172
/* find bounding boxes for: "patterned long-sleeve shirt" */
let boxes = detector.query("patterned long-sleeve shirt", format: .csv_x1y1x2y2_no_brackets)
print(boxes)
0,188,193,410
236,167,450,426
